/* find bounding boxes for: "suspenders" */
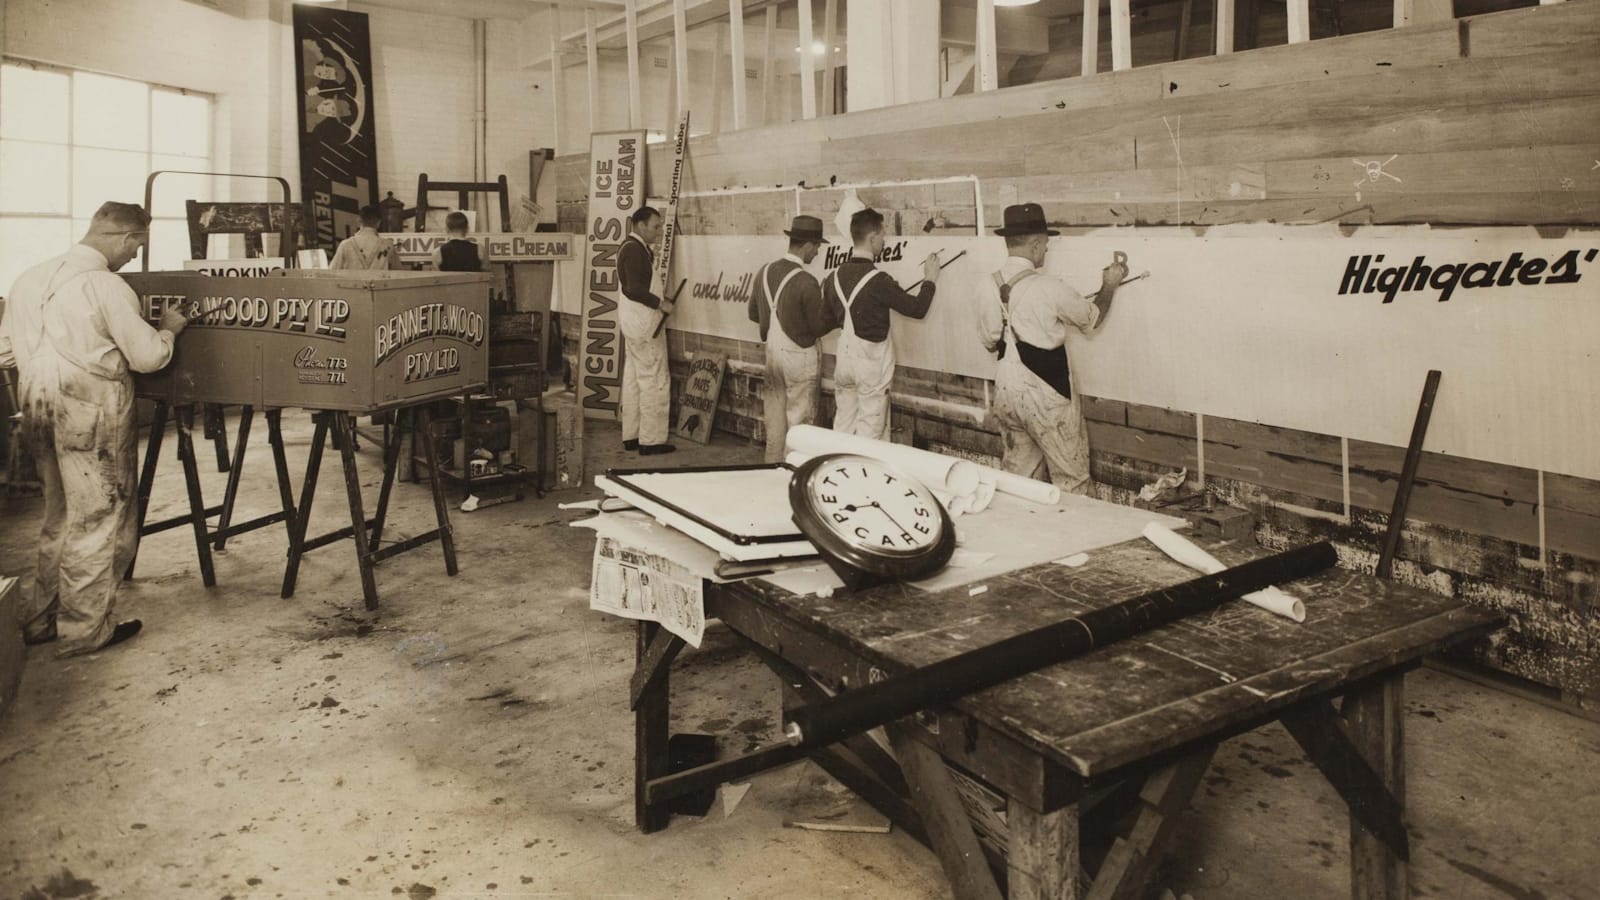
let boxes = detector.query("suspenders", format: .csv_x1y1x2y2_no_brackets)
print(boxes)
831,268,885,336
760,262,806,345
992,268,1038,360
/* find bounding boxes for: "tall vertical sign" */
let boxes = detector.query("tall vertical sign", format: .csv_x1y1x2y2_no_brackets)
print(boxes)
649,111,691,337
292,6,380,255
578,131,646,419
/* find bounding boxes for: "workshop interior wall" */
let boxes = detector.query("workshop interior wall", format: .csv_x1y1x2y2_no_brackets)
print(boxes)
1,0,552,224
556,1,1600,705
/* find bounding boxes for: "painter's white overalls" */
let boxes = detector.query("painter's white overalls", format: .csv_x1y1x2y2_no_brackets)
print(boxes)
15,266,141,653
830,269,894,442
618,235,671,446
992,268,1092,495
759,264,819,462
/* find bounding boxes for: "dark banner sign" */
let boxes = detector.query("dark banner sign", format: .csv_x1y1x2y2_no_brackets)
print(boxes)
292,6,379,255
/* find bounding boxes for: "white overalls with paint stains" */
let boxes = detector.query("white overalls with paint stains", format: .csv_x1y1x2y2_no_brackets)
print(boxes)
986,260,1098,495
760,262,820,463
0,245,174,653
830,269,894,442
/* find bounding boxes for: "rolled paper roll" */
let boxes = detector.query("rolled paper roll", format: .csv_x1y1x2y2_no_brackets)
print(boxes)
786,425,982,497
986,469,1062,506
970,474,998,514
1140,523,1307,623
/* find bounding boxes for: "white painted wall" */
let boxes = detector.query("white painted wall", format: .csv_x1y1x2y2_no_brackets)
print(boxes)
350,2,476,212
2,0,553,225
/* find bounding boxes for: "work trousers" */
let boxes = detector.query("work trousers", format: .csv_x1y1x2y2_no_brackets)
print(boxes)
618,302,670,446
761,343,820,463
20,357,139,655
832,336,894,443
993,359,1091,496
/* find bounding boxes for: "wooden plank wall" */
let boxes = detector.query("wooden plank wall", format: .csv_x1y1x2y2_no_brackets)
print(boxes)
556,1,1600,702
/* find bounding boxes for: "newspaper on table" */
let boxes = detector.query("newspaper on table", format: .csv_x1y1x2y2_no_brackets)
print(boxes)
577,510,726,647
589,535,705,647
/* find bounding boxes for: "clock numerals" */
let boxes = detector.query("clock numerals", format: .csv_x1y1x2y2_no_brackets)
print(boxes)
914,523,931,535
855,526,871,540
831,512,849,524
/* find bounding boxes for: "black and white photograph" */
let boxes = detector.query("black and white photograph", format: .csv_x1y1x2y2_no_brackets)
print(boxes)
0,0,1596,897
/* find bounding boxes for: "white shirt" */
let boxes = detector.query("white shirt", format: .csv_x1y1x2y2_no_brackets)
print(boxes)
0,244,174,381
976,255,1100,353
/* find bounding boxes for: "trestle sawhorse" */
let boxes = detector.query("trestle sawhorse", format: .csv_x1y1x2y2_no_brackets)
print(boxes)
279,404,459,610
126,401,298,587
129,402,460,610
624,537,1503,900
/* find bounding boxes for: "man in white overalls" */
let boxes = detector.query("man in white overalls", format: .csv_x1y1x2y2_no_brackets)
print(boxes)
977,203,1128,494
747,215,834,462
617,205,675,455
822,208,942,441
0,202,189,656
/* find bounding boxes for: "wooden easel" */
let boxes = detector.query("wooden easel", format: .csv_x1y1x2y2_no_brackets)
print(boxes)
414,173,512,235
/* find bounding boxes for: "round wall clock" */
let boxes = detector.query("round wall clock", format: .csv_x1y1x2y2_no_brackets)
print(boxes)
789,452,957,588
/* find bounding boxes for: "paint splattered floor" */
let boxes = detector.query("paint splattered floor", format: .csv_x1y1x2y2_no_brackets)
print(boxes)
2,413,1597,899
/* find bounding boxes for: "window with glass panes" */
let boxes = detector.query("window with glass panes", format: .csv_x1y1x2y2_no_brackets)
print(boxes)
0,60,213,291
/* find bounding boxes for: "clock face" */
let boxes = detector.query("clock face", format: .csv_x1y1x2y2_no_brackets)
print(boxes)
789,453,957,584
799,454,946,556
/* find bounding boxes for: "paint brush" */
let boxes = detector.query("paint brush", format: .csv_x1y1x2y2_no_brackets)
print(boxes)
902,249,968,291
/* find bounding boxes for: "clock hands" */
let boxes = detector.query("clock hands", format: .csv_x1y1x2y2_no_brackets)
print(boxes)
840,501,913,538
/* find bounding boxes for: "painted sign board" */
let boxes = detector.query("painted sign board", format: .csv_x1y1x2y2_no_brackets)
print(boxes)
292,5,379,254
389,233,577,265
673,354,726,444
577,131,646,419
182,258,286,277
126,270,490,413
656,226,1600,480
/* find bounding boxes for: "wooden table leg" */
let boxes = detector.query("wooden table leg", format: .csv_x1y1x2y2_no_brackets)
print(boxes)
635,621,673,833
332,412,381,610
1345,676,1408,900
887,724,1005,900
1084,747,1215,900
1009,799,1082,900
281,412,330,599
124,399,169,581
212,405,253,551
174,405,216,588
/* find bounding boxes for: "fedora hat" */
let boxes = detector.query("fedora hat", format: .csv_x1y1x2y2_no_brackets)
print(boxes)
993,203,1060,237
783,215,830,243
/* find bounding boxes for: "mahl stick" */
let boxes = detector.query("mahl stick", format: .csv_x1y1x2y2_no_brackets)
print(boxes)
1142,523,1306,622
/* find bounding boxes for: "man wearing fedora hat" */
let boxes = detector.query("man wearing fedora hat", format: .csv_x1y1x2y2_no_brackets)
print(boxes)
747,215,835,462
823,207,943,441
978,202,1128,494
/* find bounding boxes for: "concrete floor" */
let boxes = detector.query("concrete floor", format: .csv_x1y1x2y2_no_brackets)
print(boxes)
1,412,1597,900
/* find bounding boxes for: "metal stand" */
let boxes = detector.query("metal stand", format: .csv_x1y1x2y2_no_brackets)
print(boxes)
409,393,543,502
127,402,298,586
281,405,459,610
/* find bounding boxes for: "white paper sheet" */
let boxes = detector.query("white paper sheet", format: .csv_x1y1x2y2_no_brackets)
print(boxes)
760,493,1187,596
